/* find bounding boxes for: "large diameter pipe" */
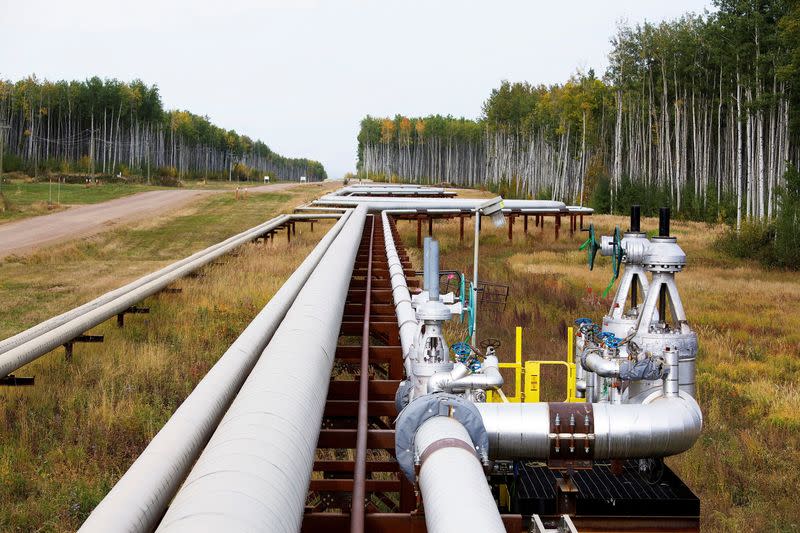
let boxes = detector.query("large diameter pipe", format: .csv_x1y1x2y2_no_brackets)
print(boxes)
0,214,290,357
0,214,337,378
156,205,367,533
78,210,353,533
476,394,702,460
415,417,505,533
314,195,570,213
382,211,418,367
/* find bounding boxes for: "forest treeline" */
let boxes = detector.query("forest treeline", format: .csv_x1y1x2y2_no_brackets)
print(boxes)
358,0,800,229
0,77,326,182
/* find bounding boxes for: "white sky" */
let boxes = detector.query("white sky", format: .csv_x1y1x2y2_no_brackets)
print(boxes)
0,0,712,178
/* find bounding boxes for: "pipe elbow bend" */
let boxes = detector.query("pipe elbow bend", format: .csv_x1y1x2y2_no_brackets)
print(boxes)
582,352,620,378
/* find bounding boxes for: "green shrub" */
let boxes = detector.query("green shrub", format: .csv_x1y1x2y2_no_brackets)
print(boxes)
716,165,800,270
589,175,611,213
156,166,178,178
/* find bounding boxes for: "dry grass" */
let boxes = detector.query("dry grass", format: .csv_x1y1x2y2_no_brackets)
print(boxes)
2,184,798,531
0,183,333,339
395,212,800,532
0,186,334,531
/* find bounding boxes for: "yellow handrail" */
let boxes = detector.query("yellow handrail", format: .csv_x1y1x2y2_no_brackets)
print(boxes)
487,326,584,403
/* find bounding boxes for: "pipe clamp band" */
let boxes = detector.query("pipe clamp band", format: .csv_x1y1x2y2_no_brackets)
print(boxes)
418,437,479,468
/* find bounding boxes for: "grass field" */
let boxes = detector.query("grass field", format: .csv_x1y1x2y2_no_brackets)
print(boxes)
0,184,334,530
1,185,798,531
0,178,298,224
395,213,800,532
0,181,168,223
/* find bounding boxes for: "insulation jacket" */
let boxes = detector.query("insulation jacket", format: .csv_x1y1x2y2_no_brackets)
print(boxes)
382,211,418,367
155,205,367,532
476,394,702,460
0,214,291,358
315,195,587,214
78,210,352,533
0,214,338,378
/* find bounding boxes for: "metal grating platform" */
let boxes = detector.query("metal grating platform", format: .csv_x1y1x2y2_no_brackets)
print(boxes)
513,460,700,519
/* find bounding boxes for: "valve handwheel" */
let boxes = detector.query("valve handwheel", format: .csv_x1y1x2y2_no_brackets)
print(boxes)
579,224,600,270
602,226,624,297
479,338,501,350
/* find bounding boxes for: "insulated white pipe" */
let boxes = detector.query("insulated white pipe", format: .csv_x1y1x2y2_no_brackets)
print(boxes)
427,356,504,394
0,214,338,378
415,417,505,533
314,195,574,213
78,210,353,533
382,211,418,371
0,214,290,357
582,351,622,377
476,394,702,460
156,205,367,533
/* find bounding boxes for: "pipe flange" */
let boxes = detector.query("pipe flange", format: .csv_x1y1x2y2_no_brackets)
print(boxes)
395,393,489,482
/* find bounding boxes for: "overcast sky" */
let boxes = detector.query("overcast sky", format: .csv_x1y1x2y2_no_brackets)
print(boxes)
1,0,712,178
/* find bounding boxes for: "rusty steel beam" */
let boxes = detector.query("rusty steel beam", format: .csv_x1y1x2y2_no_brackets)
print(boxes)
302,513,524,533
313,460,399,473
328,380,401,400
335,345,402,360
351,215,375,533
310,479,400,493
324,400,396,417
317,428,395,449
343,303,396,316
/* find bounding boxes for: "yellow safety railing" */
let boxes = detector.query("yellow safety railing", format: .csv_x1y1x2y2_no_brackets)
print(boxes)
487,326,584,403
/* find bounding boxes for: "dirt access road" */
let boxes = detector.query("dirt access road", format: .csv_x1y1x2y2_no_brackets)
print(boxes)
0,183,299,259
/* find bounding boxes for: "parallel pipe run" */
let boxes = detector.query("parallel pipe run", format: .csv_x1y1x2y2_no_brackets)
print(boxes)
0,213,289,357
156,205,367,533
415,417,505,533
351,215,374,533
0,213,340,378
381,211,419,372
314,195,589,214
475,394,702,460
78,210,353,533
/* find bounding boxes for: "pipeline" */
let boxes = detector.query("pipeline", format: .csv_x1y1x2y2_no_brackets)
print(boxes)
78,210,353,533
476,392,702,460
382,211,418,374
0,213,340,379
315,195,582,214
427,355,504,394
414,416,505,533
0,213,290,357
155,204,367,532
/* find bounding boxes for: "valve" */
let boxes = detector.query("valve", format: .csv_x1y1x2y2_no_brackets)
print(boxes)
579,223,600,270
451,342,481,372
602,226,624,298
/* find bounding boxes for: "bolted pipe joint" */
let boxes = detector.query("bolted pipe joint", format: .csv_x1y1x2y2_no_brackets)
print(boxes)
394,393,489,483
